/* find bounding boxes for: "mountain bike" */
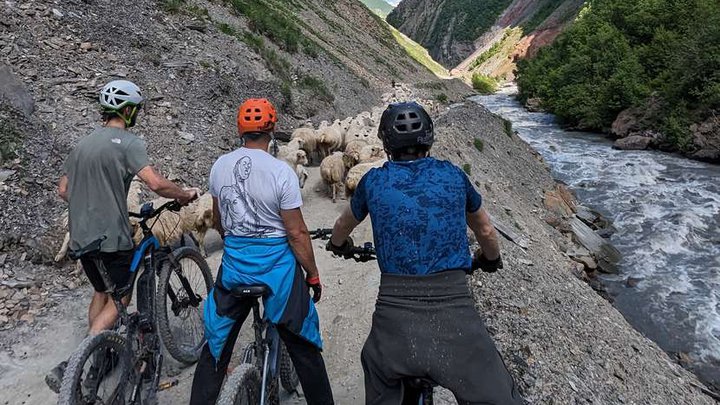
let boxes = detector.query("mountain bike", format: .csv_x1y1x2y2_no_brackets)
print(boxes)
315,228,488,405
58,200,213,404
216,285,299,405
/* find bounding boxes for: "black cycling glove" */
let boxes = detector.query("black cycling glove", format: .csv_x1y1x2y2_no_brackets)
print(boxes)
472,252,504,273
326,237,354,258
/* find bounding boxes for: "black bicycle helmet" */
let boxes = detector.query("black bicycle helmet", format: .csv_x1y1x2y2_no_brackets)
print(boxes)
378,102,434,153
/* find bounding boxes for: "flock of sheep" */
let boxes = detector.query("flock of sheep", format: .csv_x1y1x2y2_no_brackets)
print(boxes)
277,106,390,203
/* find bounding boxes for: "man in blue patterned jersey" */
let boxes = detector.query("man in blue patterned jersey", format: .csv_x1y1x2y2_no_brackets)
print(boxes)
327,102,522,404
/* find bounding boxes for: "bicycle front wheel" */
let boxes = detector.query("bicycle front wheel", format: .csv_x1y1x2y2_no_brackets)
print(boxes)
156,246,213,364
58,331,131,405
217,364,261,405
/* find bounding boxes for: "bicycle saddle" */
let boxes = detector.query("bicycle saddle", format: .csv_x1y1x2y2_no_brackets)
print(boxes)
405,377,437,389
230,285,269,298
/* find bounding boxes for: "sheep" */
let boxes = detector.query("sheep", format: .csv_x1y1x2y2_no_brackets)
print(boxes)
134,192,214,256
317,125,344,159
343,139,368,166
358,144,385,163
291,127,319,163
344,121,367,146
345,159,387,196
55,176,143,263
280,149,310,189
296,165,309,189
320,151,351,203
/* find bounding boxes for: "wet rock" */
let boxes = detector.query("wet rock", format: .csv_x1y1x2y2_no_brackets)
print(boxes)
625,277,643,288
613,136,654,151
569,218,621,274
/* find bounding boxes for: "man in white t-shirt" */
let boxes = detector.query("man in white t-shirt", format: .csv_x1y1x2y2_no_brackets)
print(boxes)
190,99,334,404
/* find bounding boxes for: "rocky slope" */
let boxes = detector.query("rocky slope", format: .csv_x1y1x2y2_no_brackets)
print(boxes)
388,0,584,80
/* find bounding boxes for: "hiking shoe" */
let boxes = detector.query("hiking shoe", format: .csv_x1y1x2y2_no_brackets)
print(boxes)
45,361,67,393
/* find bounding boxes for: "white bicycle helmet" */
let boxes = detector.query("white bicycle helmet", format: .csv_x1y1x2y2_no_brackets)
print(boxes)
99,80,144,126
99,80,144,111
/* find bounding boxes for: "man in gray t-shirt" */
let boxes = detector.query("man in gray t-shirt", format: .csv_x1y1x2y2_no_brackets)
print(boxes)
45,80,197,393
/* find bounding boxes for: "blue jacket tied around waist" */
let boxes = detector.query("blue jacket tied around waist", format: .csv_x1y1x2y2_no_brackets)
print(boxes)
204,236,322,361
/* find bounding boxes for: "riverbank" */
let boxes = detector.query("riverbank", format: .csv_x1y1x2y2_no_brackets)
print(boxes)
472,87,720,396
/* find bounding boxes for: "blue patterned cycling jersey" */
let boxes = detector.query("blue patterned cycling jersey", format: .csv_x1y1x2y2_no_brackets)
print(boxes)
351,157,482,275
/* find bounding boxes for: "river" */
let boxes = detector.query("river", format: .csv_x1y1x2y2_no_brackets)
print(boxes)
470,86,720,388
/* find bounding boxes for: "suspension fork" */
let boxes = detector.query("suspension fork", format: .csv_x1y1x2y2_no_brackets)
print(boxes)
165,251,202,308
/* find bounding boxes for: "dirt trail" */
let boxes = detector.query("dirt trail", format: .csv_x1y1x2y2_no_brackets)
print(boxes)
0,165,381,404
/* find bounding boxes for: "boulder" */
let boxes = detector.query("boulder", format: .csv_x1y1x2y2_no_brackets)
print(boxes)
611,108,644,138
612,136,654,151
544,184,576,217
0,65,34,117
569,218,621,274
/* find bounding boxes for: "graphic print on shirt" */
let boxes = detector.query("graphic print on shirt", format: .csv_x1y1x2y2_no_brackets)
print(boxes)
219,156,273,237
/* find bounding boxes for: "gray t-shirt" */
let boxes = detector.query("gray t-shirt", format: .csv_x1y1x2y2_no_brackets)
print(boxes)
63,127,150,252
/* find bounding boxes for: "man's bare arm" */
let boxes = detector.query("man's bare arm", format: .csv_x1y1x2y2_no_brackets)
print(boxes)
281,208,319,279
212,197,224,237
137,166,196,204
330,206,361,247
58,175,69,202
467,208,500,260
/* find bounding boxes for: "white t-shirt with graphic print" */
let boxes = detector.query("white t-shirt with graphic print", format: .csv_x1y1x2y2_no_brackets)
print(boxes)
209,147,302,238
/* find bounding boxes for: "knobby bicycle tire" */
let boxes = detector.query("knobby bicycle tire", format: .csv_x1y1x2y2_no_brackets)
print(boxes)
279,343,299,393
156,246,213,364
217,364,262,405
58,331,130,405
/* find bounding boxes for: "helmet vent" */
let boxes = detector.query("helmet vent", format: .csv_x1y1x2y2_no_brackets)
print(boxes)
409,112,418,119
411,122,421,130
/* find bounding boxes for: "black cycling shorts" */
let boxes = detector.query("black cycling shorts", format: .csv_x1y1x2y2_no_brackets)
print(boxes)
80,250,134,293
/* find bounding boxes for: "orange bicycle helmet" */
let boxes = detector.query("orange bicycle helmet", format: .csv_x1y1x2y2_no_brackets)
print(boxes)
237,98,277,135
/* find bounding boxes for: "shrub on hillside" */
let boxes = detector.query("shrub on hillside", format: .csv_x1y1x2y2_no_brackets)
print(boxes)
472,74,498,94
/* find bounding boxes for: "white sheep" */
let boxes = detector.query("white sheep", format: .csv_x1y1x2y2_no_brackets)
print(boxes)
296,165,309,189
358,144,385,163
134,192,214,256
317,126,344,159
320,151,351,203
343,139,368,166
291,127,319,162
345,159,387,196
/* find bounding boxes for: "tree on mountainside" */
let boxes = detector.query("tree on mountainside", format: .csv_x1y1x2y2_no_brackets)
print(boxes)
517,0,720,151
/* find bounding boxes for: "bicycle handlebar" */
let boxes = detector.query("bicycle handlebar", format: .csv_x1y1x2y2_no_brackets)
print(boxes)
129,200,182,222
312,229,491,271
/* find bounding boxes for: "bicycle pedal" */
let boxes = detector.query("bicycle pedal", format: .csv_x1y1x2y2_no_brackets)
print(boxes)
157,379,178,391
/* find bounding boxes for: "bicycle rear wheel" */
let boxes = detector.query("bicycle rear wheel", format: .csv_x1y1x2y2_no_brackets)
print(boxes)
58,331,131,405
217,364,261,405
279,343,299,393
156,246,213,364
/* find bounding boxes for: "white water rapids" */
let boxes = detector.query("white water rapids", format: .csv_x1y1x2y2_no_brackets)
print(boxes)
471,86,720,386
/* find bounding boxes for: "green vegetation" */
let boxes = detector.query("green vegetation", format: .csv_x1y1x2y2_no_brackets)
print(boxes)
388,0,512,59
161,0,185,13
517,0,720,150
389,25,449,77
473,138,484,152
217,22,236,36
299,76,335,103
226,0,319,57
503,119,513,137
436,93,448,103
471,73,498,94
462,163,472,175
360,0,394,18
0,120,21,164
522,0,566,33
468,28,519,70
